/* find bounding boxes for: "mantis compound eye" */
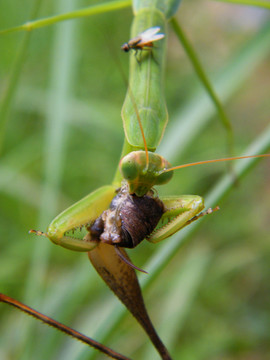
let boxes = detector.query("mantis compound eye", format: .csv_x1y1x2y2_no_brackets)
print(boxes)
155,169,173,185
120,154,140,181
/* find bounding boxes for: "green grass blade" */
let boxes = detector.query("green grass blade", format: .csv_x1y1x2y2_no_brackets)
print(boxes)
159,20,270,161
16,0,79,358
0,0,43,154
170,17,234,158
12,85,121,137
141,245,212,358
215,0,270,9
0,0,131,35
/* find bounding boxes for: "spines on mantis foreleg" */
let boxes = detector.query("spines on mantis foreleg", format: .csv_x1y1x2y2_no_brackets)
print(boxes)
30,185,117,252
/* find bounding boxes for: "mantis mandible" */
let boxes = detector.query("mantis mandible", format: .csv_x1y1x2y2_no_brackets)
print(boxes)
1,0,270,359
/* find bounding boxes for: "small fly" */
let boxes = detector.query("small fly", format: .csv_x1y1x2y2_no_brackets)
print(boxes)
121,26,165,55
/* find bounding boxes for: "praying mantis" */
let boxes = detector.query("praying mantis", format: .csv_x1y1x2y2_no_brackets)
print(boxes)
1,0,270,359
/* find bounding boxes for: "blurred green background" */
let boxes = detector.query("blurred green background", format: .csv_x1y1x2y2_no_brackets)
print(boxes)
0,0,269,359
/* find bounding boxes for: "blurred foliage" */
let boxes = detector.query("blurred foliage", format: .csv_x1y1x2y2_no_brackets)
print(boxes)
0,0,269,360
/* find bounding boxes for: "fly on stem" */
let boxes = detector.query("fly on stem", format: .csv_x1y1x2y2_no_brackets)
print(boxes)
121,26,165,62
121,26,165,53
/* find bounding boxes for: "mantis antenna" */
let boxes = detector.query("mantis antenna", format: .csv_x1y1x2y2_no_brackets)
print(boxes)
162,154,270,173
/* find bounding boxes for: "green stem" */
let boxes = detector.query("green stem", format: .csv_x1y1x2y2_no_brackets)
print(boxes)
170,17,234,158
0,0,43,154
215,0,270,9
0,0,131,35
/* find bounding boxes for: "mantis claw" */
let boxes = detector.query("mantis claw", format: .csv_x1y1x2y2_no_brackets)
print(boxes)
114,246,148,274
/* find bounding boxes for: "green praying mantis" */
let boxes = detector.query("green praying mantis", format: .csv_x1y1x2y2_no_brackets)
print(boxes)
1,0,270,359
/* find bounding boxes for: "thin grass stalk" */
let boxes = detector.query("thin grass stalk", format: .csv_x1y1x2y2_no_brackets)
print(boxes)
0,0,132,35
0,0,43,153
159,20,270,161
170,17,234,158
215,0,270,9
17,0,79,358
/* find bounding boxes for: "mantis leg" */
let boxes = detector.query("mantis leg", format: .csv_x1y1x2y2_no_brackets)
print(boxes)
148,195,206,243
31,185,117,251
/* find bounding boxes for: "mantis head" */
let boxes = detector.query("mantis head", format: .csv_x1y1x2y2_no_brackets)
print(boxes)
119,150,173,196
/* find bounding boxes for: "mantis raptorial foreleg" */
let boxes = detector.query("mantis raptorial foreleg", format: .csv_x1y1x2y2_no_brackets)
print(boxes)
30,185,116,251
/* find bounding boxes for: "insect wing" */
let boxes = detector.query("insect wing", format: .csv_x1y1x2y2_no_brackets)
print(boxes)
139,27,164,42
138,28,165,46
146,33,165,43
138,26,161,39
